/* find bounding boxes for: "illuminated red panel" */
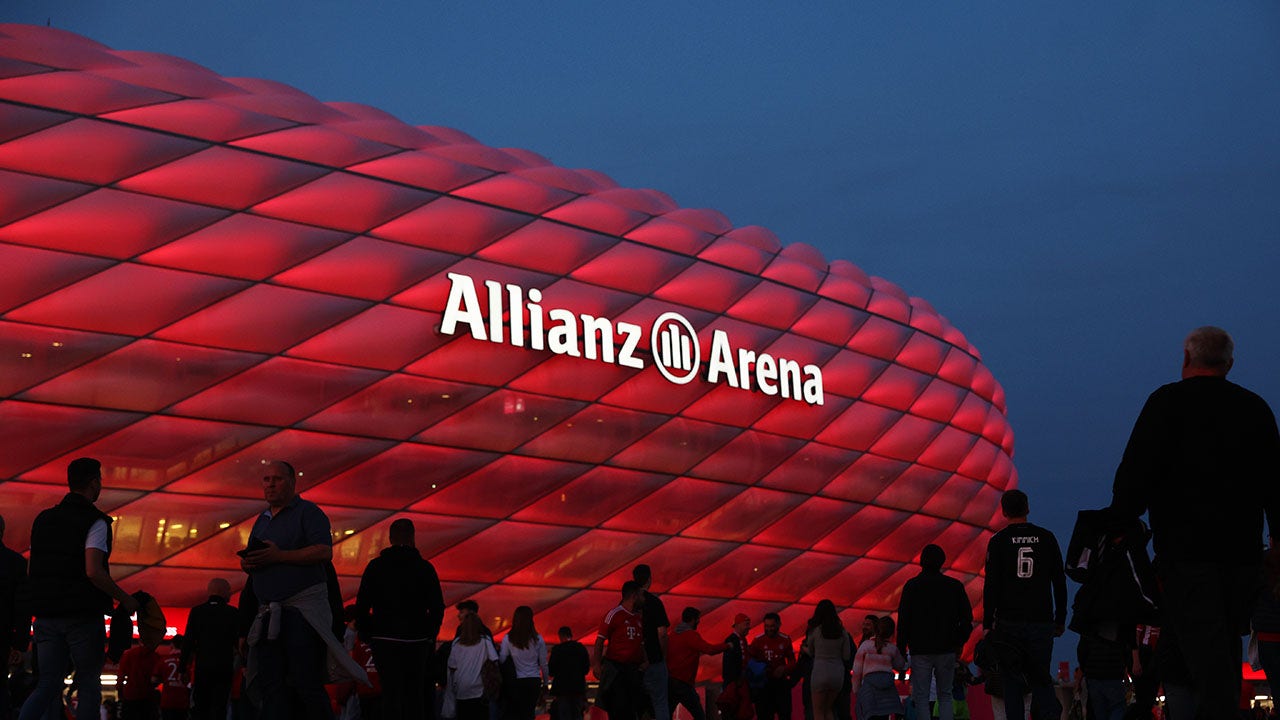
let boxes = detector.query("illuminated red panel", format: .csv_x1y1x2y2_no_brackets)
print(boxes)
739,552,851,602
450,174,575,214
108,493,264,566
753,497,857,550
0,481,142,554
231,125,398,167
0,168,89,225
154,284,369,354
503,530,665,588
0,244,111,313
668,546,801,598
544,195,649,236
518,405,667,465
251,172,436,233
0,101,71,143
162,430,394,498
601,477,739,536
608,417,742,475
570,242,694,296
0,400,142,478
0,321,130,395
0,70,175,114
287,305,448,371
19,416,274,490
593,538,737,592
102,99,295,142
653,262,756,313
477,220,613,275
756,444,856,495
415,389,588,453
0,118,205,185
272,236,456,301
7,264,245,337
301,374,490,441
117,146,327,210
169,357,385,426
0,26,1018,659
0,188,228,258
511,467,671,527
431,522,584,583
681,487,806,542
138,213,350,280
306,445,498,509
410,455,590,519
689,431,806,485
20,339,265,413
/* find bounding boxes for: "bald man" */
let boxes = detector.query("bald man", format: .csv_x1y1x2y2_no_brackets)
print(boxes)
182,578,238,720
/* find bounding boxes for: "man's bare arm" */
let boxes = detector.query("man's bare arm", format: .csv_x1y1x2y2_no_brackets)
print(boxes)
85,548,139,612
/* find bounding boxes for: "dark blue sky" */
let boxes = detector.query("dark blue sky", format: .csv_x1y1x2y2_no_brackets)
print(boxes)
14,1,1280,662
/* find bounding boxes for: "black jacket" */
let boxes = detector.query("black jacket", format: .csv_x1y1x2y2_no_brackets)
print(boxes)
181,595,239,675
722,632,747,683
354,544,445,641
896,568,973,656
1112,376,1280,563
548,639,590,696
1,543,27,649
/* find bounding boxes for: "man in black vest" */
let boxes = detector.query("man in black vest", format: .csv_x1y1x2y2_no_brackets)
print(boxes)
181,578,239,720
19,458,139,720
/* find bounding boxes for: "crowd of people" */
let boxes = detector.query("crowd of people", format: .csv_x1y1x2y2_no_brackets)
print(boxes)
1,325,1276,720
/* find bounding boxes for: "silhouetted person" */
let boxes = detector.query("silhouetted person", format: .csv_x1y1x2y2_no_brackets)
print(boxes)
1,513,30,720
897,544,973,720
20,458,140,720
355,518,445,720
548,627,589,720
634,565,670,720
593,581,646,720
182,578,238,720
1112,326,1280,720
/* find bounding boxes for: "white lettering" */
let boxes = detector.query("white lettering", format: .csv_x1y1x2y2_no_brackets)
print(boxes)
778,358,801,400
617,322,644,369
580,314,614,363
440,273,487,340
706,330,739,387
546,309,580,357
755,353,778,396
802,365,824,406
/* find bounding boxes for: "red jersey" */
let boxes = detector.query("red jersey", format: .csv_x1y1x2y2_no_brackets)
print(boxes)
597,605,644,664
667,627,724,685
748,632,795,674
118,645,161,701
155,650,191,710
352,640,382,696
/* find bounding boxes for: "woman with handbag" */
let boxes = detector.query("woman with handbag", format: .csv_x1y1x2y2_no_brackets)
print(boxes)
449,615,499,720
499,606,548,720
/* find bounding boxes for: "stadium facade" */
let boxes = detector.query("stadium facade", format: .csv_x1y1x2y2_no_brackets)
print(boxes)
0,24,1015,656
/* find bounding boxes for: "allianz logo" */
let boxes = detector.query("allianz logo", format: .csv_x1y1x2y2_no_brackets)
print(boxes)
440,273,825,406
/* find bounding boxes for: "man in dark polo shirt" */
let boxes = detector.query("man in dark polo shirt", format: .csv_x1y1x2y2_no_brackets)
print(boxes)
240,459,334,719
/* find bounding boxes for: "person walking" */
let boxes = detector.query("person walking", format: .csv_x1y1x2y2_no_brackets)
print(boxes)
897,544,973,720
498,606,547,720
851,616,905,720
449,615,499,720
355,518,446,720
802,601,850,720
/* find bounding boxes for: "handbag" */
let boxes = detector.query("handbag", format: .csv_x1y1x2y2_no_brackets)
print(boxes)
481,657,503,699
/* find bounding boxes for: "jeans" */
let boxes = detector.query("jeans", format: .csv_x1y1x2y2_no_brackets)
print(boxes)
992,621,1059,720
1086,678,1125,720
253,607,333,720
372,639,432,720
19,615,105,720
1158,558,1258,720
909,653,956,720
668,678,704,720
644,661,670,720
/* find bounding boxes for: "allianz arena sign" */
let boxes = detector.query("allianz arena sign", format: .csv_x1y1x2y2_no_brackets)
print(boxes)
442,272,825,405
